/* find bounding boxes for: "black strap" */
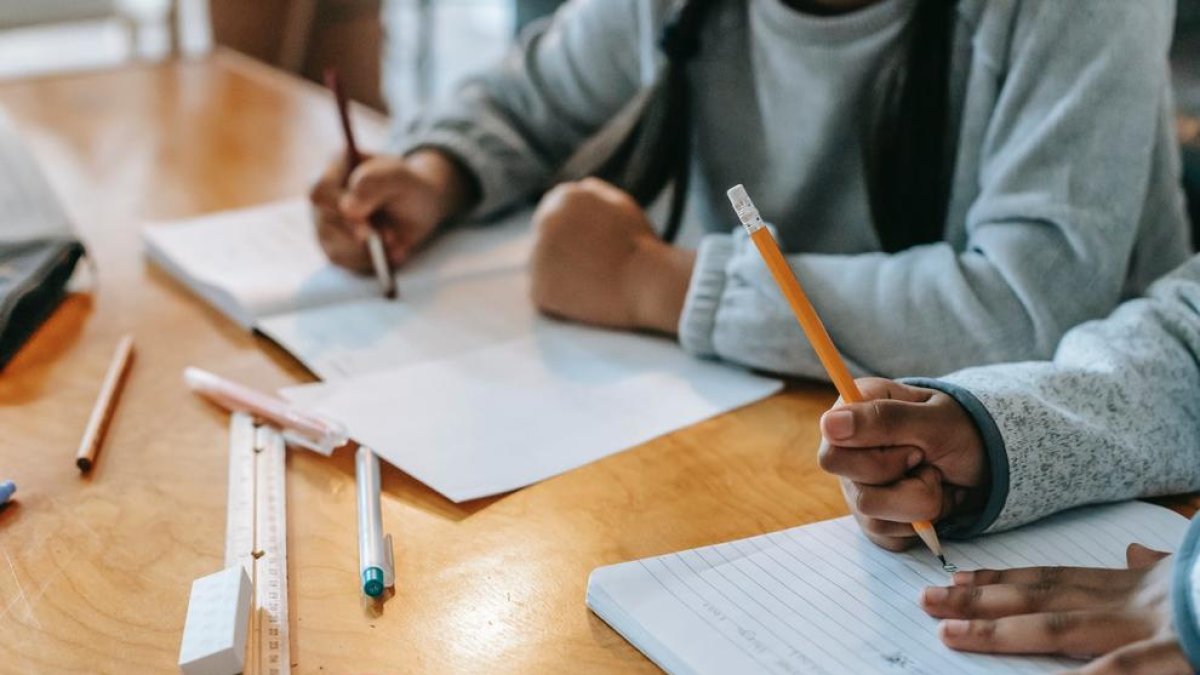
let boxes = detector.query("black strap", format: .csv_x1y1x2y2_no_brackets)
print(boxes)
657,0,717,243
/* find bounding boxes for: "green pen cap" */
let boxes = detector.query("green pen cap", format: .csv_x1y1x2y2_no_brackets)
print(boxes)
362,566,385,597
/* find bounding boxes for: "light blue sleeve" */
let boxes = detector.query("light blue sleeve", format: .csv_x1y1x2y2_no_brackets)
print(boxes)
679,0,1181,380
395,0,653,219
917,256,1200,534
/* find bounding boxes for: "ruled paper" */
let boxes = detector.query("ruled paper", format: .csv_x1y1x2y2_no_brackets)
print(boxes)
587,501,1190,675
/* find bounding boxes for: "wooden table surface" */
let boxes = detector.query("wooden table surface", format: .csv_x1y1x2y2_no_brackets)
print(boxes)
1,52,1196,675
0,52,851,673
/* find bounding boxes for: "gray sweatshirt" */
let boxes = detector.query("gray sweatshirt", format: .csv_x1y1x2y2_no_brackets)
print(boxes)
400,0,1190,379
911,253,1200,538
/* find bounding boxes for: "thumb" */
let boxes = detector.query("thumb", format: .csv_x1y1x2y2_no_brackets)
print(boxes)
820,399,944,449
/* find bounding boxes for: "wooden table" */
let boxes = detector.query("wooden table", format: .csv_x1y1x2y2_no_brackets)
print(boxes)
1,52,1195,674
0,51,848,673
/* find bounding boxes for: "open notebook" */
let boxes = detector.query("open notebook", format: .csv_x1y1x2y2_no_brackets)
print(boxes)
145,199,783,500
143,199,535,380
588,501,1189,675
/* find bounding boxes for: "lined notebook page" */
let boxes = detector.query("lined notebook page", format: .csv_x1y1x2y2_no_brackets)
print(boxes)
588,501,1189,675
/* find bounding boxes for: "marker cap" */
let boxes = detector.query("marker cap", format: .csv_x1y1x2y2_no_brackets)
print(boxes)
0,480,14,504
363,566,385,598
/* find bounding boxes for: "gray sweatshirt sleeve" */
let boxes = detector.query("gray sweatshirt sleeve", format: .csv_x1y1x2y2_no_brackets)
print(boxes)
394,0,650,220
679,1,1178,379
920,255,1200,536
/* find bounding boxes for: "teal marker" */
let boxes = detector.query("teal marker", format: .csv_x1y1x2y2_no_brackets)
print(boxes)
0,480,15,505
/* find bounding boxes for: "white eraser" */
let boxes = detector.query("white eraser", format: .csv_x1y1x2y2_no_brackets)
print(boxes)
179,566,252,675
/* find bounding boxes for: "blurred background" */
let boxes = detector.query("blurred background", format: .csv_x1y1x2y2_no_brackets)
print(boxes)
0,0,542,116
0,0,1197,230
0,0,1196,115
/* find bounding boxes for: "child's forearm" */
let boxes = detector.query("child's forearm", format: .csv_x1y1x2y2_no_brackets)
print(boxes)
916,257,1200,534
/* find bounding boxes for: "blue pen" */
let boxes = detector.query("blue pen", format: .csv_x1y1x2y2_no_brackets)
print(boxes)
0,480,15,505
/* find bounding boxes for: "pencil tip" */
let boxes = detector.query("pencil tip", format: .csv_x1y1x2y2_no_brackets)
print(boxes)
938,555,958,573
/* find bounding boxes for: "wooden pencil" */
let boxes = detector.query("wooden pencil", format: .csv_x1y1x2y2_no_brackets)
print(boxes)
76,334,135,472
727,185,950,570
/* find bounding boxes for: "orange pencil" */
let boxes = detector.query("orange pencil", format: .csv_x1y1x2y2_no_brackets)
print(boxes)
726,185,951,571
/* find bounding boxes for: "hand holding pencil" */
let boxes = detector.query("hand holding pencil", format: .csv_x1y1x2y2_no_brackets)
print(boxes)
309,72,477,281
727,185,981,570
817,378,990,558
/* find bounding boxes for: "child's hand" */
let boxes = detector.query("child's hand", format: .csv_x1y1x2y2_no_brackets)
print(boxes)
921,545,1188,673
529,178,695,333
309,149,473,271
818,378,987,551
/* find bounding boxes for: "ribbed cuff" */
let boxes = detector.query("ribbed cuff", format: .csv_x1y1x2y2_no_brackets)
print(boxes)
902,377,1010,540
677,234,735,358
394,131,511,221
1174,515,1200,672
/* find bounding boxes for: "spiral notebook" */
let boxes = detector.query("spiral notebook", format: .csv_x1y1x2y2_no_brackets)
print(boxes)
587,501,1189,675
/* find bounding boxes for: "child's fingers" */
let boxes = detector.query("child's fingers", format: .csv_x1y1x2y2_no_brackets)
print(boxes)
952,566,1139,591
848,509,916,551
819,443,922,484
309,154,349,210
820,399,945,449
1072,638,1192,675
1125,543,1170,569
859,516,919,540
937,610,1154,657
315,215,371,272
921,582,1121,620
342,156,411,221
854,377,936,404
850,465,944,523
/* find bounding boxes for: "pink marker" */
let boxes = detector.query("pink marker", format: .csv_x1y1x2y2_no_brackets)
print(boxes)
183,367,349,455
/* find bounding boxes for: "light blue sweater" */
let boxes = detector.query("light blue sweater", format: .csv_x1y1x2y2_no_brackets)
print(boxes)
400,0,1190,379
908,253,1200,669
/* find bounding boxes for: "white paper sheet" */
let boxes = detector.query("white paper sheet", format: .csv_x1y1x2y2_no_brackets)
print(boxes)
256,270,538,380
280,322,784,501
142,199,381,329
587,501,1190,675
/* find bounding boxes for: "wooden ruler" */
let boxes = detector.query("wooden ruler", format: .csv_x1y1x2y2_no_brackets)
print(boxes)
224,412,291,675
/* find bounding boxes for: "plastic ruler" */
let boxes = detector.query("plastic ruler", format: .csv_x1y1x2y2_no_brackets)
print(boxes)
224,412,291,675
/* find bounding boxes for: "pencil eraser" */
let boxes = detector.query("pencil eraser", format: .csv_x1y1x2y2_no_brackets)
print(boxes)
178,565,252,675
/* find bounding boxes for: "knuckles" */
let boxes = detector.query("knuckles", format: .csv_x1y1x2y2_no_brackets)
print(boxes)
536,180,604,222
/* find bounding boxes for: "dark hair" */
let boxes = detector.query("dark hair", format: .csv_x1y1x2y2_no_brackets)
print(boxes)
589,0,958,251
